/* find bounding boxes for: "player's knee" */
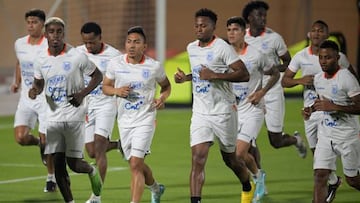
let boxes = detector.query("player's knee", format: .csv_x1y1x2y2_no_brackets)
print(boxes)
15,134,28,145
87,151,96,159
314,169,329,183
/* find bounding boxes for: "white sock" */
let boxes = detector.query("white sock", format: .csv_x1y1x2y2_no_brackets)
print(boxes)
254,169,261,179
47,174,56,182
90,165,96,176
148,181,160,193
328,171,338,185
67,201,75,203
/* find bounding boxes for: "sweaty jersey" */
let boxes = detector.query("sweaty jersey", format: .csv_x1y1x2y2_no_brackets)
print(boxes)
187,37,239,114
106,54,167,128
14,35,48,102
232,44,270,111
289,46,351,107
34,44,97,122
77,43,121,109
245,27,288,94
314,68,360,141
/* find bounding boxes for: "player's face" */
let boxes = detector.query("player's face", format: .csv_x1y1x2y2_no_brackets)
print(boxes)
26,16,44,37
194,16,215,43
125,33,146,58
248,8,267,29
310,23,329,46
45,23,65,49
81,32,102,54
319,48,339,74
227,23,245,45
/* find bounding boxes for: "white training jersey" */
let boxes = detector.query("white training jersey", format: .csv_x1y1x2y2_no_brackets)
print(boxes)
232,44,270,111
77,43,121,109
289,46,351,107
33,44,97,122
245,27,288,94
187,37,239,114
106,54,166,128
314,68,360,141
14,35,48,103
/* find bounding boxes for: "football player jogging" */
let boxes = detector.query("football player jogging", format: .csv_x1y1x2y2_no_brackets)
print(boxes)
77,22,122,203
10,8,56,192
242,1,307,160
29,17,103,203
175,8,254,203
303,40,360,203
226,16,280,202
281,20,351,203
102,26,170,203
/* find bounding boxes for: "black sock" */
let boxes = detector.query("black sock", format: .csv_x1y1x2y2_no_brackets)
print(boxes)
242,181,251,192
191,196,201,203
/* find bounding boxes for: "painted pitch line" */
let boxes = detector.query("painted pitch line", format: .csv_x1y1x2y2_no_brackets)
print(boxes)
0,166,127,184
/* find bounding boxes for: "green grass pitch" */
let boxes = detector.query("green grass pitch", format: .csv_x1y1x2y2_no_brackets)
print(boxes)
0,99,359,202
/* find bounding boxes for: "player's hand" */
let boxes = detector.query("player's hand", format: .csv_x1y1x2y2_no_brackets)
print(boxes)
115,85,131,98
152,97,165,110
247,89,265,105
301,75,314,86
28,87,38,99
313,98,336,112
10,83,19,93
174,67,186,83
199,65,215,80
301,106,312,120
68,92,84,107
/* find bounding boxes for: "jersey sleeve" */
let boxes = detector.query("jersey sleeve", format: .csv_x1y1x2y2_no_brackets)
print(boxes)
221,41,241,66
288,52,302,73
105,58,116,80
33,58,43,80
155,62,167,83
343,71,360,98
79,53,97,76
338,52,350,69
274,33,288,57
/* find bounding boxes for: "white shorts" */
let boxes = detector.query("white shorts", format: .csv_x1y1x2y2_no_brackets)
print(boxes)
314,135,360,177
45,121,85,158
304,111,322,149
85,106,116,143
237,107,264,145
190,111,237,153
264,91,285,133
119,124,155,160
14,96,47,134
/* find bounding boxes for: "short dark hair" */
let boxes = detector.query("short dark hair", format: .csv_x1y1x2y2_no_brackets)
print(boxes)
320,40,339,53
25,9,46,22
195,8,217,25
226,16,246,29
312,20,329,31
81,22,102,36
242,1,269,23
127,26,146,42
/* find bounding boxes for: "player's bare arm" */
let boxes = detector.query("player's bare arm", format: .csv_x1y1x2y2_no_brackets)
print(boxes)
276,51,291,72
249,66,279,104
69,67,102,107
313,94,360,114
199,59,249,82
282,69,314,88
10,60,22,93
153,77,171,110
102,76,131,98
